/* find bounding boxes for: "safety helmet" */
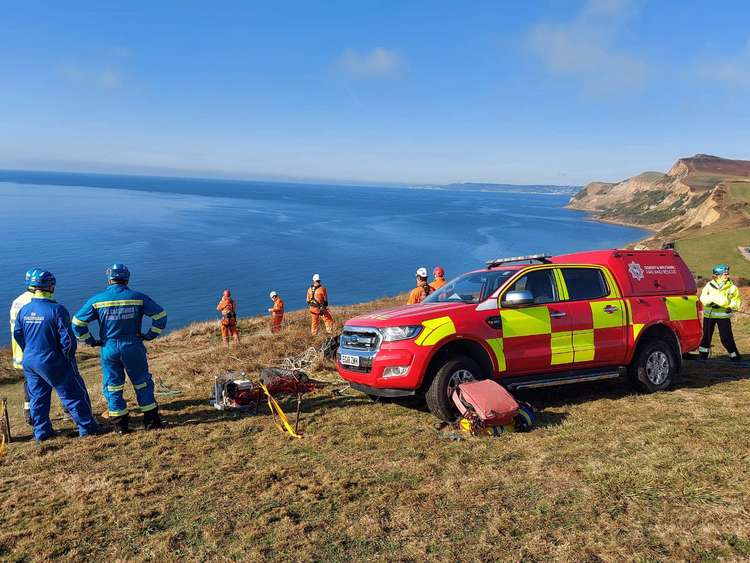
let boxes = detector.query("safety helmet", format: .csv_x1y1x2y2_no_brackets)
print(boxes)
270,291,278,299
433,266,445,278
28,270,56,290
106,263,130,282
223,289,231,297
25,267,40,286
312,274,321,282
713,264,730,276
416,267,428,278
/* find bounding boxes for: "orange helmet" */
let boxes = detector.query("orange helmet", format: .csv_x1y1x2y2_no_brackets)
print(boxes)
223,289,231,298
433,266,445,278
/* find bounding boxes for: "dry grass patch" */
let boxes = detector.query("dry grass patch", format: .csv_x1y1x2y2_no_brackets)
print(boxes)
1,292,750,561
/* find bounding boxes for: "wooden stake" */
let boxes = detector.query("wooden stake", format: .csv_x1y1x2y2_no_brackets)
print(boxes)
1,398,10,443
294,393,302,434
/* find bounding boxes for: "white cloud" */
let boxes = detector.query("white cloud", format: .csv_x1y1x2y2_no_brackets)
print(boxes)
60,64,123,90
336,47,401,78
526,0,646,97
696,37,750,87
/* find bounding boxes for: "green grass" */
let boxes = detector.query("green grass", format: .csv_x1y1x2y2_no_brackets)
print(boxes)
2,292,750,561
676,227,750,279
727,181,750,205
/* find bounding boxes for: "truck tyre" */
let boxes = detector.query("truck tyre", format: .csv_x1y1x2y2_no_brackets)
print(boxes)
628,338,676,393
425,356,482,421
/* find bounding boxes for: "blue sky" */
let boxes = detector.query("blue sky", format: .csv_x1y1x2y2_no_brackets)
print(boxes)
1,0,749,185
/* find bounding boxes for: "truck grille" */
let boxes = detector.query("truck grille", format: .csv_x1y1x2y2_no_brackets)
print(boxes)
340,327,381,351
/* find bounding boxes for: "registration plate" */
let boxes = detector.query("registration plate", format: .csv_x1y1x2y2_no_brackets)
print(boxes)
340,354,361,367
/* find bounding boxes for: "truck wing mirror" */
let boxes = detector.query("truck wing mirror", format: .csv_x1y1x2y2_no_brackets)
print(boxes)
501,290,535,308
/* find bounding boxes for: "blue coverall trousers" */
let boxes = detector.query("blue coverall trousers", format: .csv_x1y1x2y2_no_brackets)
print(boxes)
24,359,99,441
100,338,157,417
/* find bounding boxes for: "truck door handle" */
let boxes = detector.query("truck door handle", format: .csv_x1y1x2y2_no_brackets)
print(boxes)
550,311,566,318
604,305,618,314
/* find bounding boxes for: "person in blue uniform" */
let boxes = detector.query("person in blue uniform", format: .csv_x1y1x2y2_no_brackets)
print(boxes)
72,264,167,434
12,270,99,441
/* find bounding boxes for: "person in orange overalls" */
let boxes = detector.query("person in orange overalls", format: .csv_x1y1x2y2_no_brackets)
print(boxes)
407,267,433,305
268,291,284,334
430,266,447,291
307,274,335,336
216,289,240,346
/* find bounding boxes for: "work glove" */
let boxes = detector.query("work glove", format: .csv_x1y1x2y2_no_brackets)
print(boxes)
708,302,718,308
727,308,733,314
89,339,102,348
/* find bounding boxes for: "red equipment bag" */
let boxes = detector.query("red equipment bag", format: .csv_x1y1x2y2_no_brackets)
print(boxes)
452,379,519,426
260,368,317,396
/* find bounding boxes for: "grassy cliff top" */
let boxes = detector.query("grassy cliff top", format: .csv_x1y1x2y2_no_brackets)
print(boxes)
1,292,750,561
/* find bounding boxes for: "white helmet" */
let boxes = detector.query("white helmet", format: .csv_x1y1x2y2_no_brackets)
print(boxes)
416,267,428,278
269,291,278,299
312,274,321,282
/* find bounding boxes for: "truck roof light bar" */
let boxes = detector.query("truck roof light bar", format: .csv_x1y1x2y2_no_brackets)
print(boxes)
486,253,552,268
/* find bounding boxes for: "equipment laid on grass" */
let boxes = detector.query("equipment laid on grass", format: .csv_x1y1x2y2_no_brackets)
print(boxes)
212,372,261,412
451,380,535,436
211,369,323,436
1,398,11,455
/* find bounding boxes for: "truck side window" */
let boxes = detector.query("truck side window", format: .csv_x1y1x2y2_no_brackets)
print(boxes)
561,268,608,300
508,269,557,304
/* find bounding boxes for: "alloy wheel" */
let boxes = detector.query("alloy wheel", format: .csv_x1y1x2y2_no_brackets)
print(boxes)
645,350,670,385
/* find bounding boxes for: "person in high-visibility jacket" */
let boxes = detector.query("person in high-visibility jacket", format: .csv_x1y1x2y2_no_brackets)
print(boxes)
72,264,167,434
699,264,742,361
407,267,433,305
216,289,240,346
10,268,37,425
13,270,99,441
307,274,335,336
430,266,446,291
268,291,284,334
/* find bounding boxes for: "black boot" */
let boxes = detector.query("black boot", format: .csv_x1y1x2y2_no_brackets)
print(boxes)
731,353,743,363
112,413,131,435
698,352,709,361
143,408,163,430
24,406,32,426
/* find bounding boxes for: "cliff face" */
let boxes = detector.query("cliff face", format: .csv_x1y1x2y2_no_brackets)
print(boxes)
569,154,750,240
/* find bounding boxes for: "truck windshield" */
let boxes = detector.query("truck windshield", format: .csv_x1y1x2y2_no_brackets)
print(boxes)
423,269,515,304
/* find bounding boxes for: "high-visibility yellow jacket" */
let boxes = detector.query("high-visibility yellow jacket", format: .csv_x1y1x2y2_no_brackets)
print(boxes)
9,291,33,369
700,279,742,319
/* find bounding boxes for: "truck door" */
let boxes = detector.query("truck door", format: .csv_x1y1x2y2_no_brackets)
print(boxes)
559,267,628,366
498,267,576,374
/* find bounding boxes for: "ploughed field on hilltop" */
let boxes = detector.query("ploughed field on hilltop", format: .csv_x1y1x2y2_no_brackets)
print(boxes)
569,154,750,278
1,293,750,561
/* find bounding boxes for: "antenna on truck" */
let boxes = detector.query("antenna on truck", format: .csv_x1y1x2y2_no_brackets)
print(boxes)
486,253,552,268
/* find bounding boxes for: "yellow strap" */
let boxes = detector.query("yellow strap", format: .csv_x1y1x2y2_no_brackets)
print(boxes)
151,310,167,320
0,400,7,457
259,383,302,438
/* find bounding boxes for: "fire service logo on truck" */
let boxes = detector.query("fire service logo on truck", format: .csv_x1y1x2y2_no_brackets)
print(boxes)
628,261,645,281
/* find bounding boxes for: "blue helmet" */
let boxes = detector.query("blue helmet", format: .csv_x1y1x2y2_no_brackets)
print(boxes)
28,270,56,290
713,264,730,276
106,263,130,282
25,267,40,286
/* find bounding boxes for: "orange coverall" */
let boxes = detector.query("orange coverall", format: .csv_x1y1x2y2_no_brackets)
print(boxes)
216,296,240,344
430,277,446,291
269,296,285,333
307,285,335,335
407,282,432,305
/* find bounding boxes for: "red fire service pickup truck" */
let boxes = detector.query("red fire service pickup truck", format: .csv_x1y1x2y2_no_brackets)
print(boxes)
337,250,702,420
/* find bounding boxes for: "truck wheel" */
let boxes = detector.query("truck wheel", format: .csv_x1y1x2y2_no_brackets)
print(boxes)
425,356,482,421
628,338,676,392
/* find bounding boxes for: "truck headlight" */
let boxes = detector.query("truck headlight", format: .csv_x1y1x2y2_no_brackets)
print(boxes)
381,326,422,342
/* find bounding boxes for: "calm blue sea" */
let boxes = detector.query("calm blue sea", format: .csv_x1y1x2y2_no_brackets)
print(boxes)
0,170,646,346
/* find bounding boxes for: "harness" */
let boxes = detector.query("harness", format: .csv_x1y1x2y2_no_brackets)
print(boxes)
220,299,237,325
308,286,328,312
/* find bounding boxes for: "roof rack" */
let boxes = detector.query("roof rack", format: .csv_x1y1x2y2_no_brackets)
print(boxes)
486,253,552,268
